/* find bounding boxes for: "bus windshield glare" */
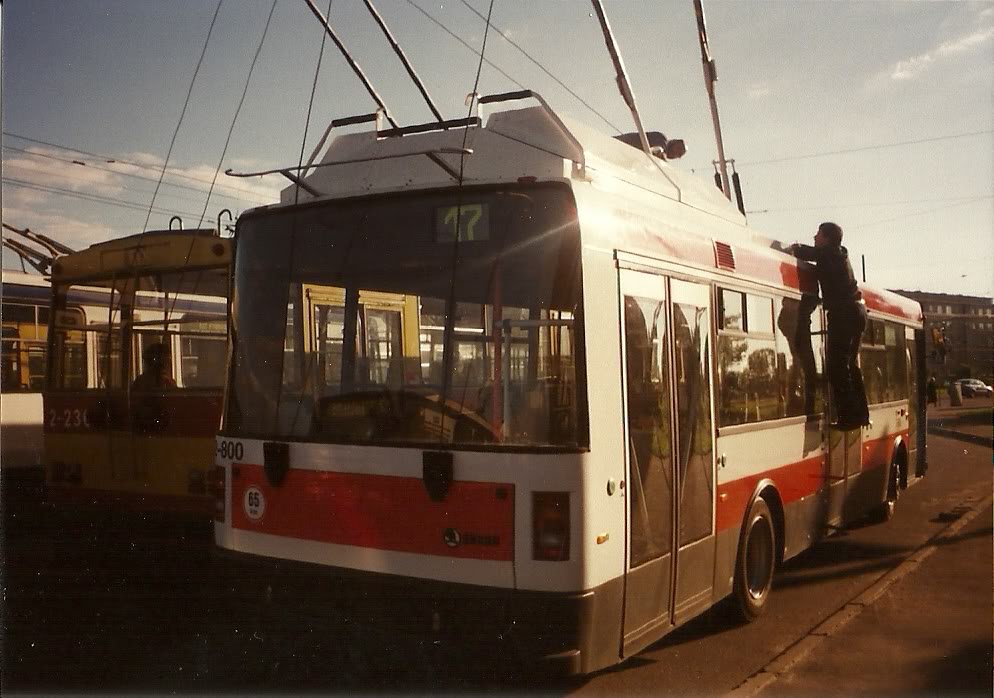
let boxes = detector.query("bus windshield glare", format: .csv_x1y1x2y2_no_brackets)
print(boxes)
227,185,587,448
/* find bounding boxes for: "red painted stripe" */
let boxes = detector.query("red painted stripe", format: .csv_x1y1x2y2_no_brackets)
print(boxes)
861,431,907,472
230,464,515,561
730,245,820,296
43,392,222,437
715,432,903,533
618,224,920,323
716,456,825,532
861,288,923,324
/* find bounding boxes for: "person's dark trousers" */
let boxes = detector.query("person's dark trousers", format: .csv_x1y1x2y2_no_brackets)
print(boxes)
826,302,868,425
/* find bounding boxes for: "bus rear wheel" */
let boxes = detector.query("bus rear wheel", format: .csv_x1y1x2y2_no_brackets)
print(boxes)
870,459,901,523
731,497,776,622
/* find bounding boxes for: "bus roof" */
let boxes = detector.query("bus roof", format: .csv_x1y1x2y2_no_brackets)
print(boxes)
263,101,920,326
51,231,232,295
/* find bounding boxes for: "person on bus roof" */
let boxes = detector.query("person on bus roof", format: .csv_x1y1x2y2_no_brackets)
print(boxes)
132,342,177,390
790,222,869,430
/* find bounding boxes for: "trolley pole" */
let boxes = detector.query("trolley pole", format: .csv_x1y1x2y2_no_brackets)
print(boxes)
693,0,731,200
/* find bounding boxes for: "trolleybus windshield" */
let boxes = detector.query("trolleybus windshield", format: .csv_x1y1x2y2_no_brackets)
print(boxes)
227,184,586,448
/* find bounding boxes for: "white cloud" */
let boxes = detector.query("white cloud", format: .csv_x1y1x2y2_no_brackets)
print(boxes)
746,82,771,99
884,23,994,82
2,146,282,220
2,201,118,251
111,153,284,207
3,147,126,197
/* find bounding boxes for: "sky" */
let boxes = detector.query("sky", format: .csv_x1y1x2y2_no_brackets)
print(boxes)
2,0,992,297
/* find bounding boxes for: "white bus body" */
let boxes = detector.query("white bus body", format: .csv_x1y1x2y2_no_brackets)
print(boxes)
213,99,925,674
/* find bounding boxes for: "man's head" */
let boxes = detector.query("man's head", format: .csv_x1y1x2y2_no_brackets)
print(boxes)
815,222,843,248
142,342,167,371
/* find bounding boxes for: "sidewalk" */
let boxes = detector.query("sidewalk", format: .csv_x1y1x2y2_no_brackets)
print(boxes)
927,400,992,448
735,496,993,696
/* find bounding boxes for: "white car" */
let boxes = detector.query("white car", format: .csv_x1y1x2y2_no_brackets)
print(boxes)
955,379,993,398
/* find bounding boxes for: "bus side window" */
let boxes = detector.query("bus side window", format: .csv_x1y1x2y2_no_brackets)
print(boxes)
717,289,778,426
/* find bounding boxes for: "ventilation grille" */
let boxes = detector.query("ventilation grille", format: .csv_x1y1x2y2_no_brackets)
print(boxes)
714,241,736,270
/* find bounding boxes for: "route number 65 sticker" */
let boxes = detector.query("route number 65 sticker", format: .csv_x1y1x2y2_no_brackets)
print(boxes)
243,487,266,521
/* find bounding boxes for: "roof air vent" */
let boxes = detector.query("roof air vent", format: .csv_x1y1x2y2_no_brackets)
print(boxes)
714,241,736,270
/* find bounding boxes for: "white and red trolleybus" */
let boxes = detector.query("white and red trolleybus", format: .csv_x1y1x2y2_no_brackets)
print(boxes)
212,93,926,674
44,230,231,515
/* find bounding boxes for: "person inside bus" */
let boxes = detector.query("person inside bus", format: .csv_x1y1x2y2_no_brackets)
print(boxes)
790,222,869,430
132,342,176,390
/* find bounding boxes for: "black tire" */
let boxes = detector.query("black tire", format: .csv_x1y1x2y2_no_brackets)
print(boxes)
869,459,901,523
731,497,777,622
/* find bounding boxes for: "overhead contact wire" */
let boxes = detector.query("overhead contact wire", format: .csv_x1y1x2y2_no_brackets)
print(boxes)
166,0,279,324
437,0,496,446
405,0,524,91
141,0,224,233
279,0,334,435
458,0,622,134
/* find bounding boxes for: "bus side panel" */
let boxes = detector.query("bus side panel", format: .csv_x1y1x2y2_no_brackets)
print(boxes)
851,401,910,518
716,419,828,570
573,244,627,592
44,391,220,511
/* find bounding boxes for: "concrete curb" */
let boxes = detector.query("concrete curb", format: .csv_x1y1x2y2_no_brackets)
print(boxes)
926,426,993,449
725,491,994,698
928,424,994,447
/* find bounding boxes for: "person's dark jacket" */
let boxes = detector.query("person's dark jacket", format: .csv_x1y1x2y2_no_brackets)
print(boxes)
792,243,862,311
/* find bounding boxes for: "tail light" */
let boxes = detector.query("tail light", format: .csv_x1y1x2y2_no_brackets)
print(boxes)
207,465,226,522
533,492,570,561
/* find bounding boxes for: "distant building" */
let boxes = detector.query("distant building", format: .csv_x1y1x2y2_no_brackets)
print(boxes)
891,290,994,386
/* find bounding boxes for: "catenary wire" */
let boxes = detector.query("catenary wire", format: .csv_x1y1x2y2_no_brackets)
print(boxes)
141,0,224,233
405,0,525,91
2,144,266,207
747,194,994,214
850,196,992,231
736,130,994,167
458,0,622,134
437,0,496,447
3,177,205,220
164,0,279,325
3,132,271,202
196,0,276,226
280,0,334,436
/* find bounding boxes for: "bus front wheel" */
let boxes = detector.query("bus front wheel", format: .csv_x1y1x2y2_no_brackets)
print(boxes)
731,497,776,622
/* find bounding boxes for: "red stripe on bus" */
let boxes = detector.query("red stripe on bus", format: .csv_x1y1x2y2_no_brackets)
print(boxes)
716,455,825,532
230,464,515,561
861,289,923,323
634,228,920,323
861,431,907,473
43,393,222,437
715,432,905,532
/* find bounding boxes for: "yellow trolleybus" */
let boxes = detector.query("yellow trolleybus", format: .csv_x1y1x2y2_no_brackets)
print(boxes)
44,229,231,515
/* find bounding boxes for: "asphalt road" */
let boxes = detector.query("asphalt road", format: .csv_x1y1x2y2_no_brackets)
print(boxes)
2,434,990,695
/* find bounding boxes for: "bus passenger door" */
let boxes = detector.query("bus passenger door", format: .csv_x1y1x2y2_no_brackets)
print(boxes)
669,279,716,623
619,270,676,652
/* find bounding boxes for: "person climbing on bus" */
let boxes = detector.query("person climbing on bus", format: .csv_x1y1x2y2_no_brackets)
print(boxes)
790,222,869,430
132,342,176,390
